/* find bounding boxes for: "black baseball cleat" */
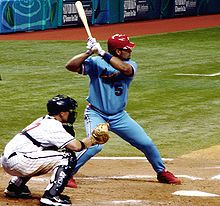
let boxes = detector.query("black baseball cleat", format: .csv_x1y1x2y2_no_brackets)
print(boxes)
40,193,72,206
4,182,32,198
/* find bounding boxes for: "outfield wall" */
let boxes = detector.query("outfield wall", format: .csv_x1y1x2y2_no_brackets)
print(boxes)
0,0,62,34
0,0,220,34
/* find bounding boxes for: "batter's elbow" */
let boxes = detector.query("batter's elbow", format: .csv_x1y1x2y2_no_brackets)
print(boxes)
65,62,71,70
65,63,76,72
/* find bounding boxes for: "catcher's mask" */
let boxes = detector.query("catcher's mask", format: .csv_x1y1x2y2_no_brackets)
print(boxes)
47,94,78,124
107,34,136,54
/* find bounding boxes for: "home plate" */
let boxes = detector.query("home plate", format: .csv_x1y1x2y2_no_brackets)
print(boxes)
173,190,219,197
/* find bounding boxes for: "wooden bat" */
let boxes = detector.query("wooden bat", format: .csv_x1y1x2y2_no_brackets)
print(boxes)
75,1,92,38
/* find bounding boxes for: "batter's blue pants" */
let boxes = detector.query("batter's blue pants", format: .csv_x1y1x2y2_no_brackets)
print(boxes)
72,107,165,174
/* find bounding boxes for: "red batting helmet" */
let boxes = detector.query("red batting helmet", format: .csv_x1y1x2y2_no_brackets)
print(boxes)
107,34,136,53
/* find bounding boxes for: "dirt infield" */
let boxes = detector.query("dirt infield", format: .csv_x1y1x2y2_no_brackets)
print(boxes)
0,14,219,205
0,145,219,206
0,14,220,40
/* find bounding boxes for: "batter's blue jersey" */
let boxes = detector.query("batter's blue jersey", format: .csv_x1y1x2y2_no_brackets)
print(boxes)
81,56,137,115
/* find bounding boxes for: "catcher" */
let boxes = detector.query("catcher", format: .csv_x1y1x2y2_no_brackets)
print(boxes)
2,94,110,206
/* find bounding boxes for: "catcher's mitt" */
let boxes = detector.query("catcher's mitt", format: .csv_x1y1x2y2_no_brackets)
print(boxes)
90,123,110,145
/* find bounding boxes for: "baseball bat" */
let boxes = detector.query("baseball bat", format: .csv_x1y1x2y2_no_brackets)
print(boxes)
75,1,92,38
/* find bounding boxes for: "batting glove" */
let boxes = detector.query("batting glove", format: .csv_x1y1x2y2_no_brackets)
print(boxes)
86,37,97,49
92,42,105,56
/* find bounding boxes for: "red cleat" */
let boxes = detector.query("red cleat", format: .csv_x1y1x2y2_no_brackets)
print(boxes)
66,177,77,188
157,169,181,185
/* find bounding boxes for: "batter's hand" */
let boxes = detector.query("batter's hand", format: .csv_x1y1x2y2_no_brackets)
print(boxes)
91,42,105,56
90,123,110,145
86,37,97,49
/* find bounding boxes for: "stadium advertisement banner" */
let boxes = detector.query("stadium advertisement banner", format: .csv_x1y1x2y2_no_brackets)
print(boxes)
160,0,197,18
62,0,92,26
174,0,197,16
124,0,161,21
0,0,60,34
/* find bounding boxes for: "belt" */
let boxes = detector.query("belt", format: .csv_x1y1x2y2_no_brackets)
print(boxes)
88,104,108,115
8,152,17,159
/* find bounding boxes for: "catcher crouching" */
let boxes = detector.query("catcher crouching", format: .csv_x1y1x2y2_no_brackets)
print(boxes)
1,94,110,206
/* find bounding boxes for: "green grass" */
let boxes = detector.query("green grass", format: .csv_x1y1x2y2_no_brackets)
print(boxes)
0,27,219,157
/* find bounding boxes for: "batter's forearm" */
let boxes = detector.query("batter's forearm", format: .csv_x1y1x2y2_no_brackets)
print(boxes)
99,52,133,76
109,56,133,76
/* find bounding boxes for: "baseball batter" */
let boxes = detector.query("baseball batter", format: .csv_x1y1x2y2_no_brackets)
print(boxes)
66,34,181,185
2,95,110,206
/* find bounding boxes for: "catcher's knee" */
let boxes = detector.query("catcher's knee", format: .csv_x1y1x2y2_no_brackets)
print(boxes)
58,152,77,170
64,152,77,169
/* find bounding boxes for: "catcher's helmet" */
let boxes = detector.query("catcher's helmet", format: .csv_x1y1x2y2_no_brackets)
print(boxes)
47,94,78,116
107,34,136,53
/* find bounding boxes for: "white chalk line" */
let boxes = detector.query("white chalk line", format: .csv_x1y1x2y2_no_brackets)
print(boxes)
176,175,204,180
111,192,220,205
32,175,155,183
211,174,220,180
173,190,219,197
175,72,220,77
91,157,174,161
